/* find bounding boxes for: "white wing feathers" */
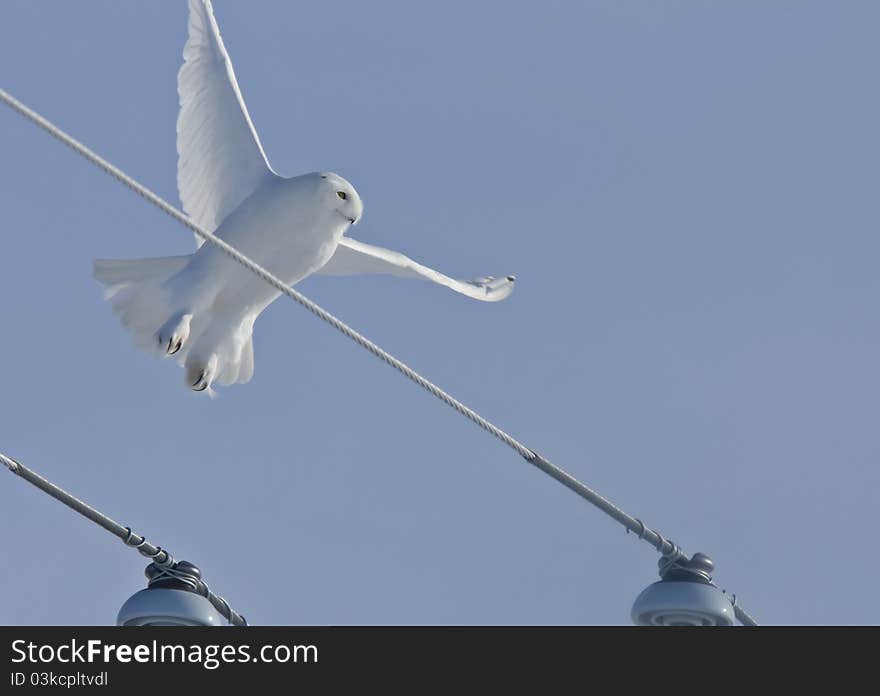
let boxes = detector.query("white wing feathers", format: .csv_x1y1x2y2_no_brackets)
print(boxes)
178,0,275,244
177,2,514,304
317,237,516,302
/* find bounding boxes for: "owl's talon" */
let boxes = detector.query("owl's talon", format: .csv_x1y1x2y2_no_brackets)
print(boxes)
186,354,217,394
156,313,192,357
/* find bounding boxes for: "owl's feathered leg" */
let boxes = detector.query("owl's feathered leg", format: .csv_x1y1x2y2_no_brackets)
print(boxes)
181,311,256,395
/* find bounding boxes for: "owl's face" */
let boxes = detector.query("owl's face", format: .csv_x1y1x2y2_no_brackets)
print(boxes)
317,172,363,226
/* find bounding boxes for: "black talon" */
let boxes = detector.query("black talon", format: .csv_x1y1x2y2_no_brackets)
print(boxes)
169,338,182,356
192,381,208,392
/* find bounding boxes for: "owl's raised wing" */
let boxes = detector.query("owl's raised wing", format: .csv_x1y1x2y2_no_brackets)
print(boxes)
178,0,276,245
316,237,516,302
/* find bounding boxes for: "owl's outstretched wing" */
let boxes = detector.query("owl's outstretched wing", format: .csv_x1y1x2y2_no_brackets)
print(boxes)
316,237,516,302
178,0,276,244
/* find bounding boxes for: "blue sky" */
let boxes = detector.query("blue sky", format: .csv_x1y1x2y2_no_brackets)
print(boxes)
1,1,878,625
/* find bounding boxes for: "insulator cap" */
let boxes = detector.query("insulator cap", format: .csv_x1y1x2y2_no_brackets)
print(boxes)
117,588,226,626
145,560,203,591
688,552,715,576
631,580,736,626
659,551,715,583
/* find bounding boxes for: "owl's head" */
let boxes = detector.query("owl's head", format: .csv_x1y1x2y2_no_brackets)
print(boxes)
316,171,363,226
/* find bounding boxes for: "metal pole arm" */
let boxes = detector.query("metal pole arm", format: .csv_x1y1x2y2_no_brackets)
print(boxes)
1,451,246,627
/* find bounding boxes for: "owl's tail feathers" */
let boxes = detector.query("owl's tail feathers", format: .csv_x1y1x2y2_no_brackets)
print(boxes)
93,255,192,354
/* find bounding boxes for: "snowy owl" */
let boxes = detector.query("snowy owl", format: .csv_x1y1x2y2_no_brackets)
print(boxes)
94,0,515,395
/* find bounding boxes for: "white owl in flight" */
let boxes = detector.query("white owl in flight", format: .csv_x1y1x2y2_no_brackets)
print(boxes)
94,0,514,395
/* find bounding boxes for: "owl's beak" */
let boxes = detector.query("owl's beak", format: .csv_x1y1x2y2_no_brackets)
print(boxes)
337,210,357,225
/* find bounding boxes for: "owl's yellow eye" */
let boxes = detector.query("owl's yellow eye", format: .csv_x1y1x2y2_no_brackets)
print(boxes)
336,191,347,200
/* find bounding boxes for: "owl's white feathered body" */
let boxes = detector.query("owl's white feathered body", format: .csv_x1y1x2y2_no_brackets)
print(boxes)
177,173,355,388
98,172,359,393
178,173,354,327
94,0,514,394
